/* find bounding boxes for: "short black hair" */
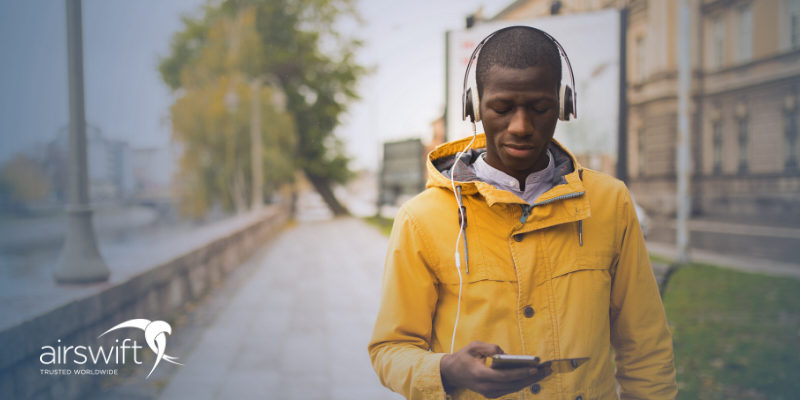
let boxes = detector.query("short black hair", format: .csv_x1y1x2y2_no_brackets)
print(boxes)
475,27,562,99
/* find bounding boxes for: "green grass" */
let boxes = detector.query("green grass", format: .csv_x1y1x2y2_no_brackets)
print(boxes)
663,263,800,399
363,216,394,237
649,253,673,265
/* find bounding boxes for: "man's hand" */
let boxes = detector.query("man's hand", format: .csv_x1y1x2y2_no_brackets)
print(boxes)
440,341,552,399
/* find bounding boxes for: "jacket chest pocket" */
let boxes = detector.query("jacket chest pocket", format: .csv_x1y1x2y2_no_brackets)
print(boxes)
547,223,614,316
546,221,615,279
550,253,613,279
548,252,614,341
435,241,519,284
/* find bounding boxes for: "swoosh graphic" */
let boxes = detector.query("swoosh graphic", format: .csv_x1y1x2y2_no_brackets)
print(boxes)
99,319,183,378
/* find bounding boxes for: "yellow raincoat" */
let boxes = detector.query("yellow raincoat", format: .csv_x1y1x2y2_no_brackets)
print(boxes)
369,135,677,400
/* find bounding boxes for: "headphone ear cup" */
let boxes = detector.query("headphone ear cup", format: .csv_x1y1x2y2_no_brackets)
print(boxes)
472,86,481,122
465,86,481,122
464,88,475,122
559,84,574,121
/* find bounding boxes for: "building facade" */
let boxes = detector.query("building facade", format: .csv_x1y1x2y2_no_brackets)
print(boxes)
51,126,136,202
489,0,800,224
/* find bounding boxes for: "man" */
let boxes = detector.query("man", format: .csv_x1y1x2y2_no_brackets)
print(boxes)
369,27,677,400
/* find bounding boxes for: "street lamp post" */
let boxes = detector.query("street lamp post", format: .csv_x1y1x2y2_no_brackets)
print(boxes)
659,0,693,295
676,0,692,265
53,0,110,283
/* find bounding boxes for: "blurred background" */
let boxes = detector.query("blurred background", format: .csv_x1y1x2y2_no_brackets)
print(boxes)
0,0,798,399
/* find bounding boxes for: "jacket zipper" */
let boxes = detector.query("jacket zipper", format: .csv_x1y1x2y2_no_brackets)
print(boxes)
518,204,533,225
518,191,585,228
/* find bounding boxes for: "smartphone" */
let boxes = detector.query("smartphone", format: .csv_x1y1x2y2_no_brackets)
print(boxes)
490,355,590,374
489,354,540,369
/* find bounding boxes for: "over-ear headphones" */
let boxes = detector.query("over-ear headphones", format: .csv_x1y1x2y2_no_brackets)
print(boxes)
462,25,577,123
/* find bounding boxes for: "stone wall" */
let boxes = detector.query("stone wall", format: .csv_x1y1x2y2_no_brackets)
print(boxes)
0,205,290,400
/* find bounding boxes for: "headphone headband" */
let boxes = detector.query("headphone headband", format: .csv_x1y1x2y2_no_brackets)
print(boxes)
461,25,577,121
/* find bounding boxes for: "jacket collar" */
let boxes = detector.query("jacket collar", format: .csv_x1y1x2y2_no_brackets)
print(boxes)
426,134,591,229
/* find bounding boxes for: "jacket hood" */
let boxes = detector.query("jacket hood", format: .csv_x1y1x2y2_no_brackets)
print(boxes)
425,134,587,207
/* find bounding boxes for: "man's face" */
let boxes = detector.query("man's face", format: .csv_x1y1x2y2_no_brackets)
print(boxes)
480,65,560,179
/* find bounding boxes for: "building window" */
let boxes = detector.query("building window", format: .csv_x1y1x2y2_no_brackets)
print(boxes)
787,107,799,169
738,117,749,173
712,15,725,69
638,127,646,176
789,0,800,50
737,6,752,63
637,37,646,82
713,121,723,174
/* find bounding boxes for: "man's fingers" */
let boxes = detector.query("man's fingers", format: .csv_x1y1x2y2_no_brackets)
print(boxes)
496,368,552,391
530,367,552,383
457,342,555,398
476,368,552,399
476,365,537,383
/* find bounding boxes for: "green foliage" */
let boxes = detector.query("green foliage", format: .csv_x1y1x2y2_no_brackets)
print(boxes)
364,216,394,237
159,0,365,217
0,154,50,205
170,76,296,217
662,263,800,399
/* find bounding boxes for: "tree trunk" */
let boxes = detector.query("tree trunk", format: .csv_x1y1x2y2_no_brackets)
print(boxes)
304,170,350,216
230,168,248,215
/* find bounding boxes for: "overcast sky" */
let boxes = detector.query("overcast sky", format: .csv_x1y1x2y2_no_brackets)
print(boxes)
0,0,508,170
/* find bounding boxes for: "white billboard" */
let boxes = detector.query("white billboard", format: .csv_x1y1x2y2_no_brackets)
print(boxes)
446,9,620,163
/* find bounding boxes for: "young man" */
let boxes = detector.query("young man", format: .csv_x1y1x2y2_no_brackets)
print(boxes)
369,28,677,400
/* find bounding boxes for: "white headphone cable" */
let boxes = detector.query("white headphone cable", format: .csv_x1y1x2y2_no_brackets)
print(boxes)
449,122,478,354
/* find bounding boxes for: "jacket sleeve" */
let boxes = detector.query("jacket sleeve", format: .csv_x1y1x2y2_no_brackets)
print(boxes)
368,207,449,400
609,188,678,400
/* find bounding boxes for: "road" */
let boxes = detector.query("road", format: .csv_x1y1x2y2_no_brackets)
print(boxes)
152,218,402,400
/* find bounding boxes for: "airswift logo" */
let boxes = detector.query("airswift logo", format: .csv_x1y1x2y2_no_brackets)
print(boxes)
40,319,183,379
98,319,183,378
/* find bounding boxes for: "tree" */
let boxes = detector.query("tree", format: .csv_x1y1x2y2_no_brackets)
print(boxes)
163,6,297,218
160,0,365,216
170,76,296,218
0,154,51,208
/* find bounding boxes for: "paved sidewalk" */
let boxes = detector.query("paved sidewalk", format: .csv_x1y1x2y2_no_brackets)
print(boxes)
647,217,800,265
156,218,403,400
646,240,800,280
660,218,800,239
